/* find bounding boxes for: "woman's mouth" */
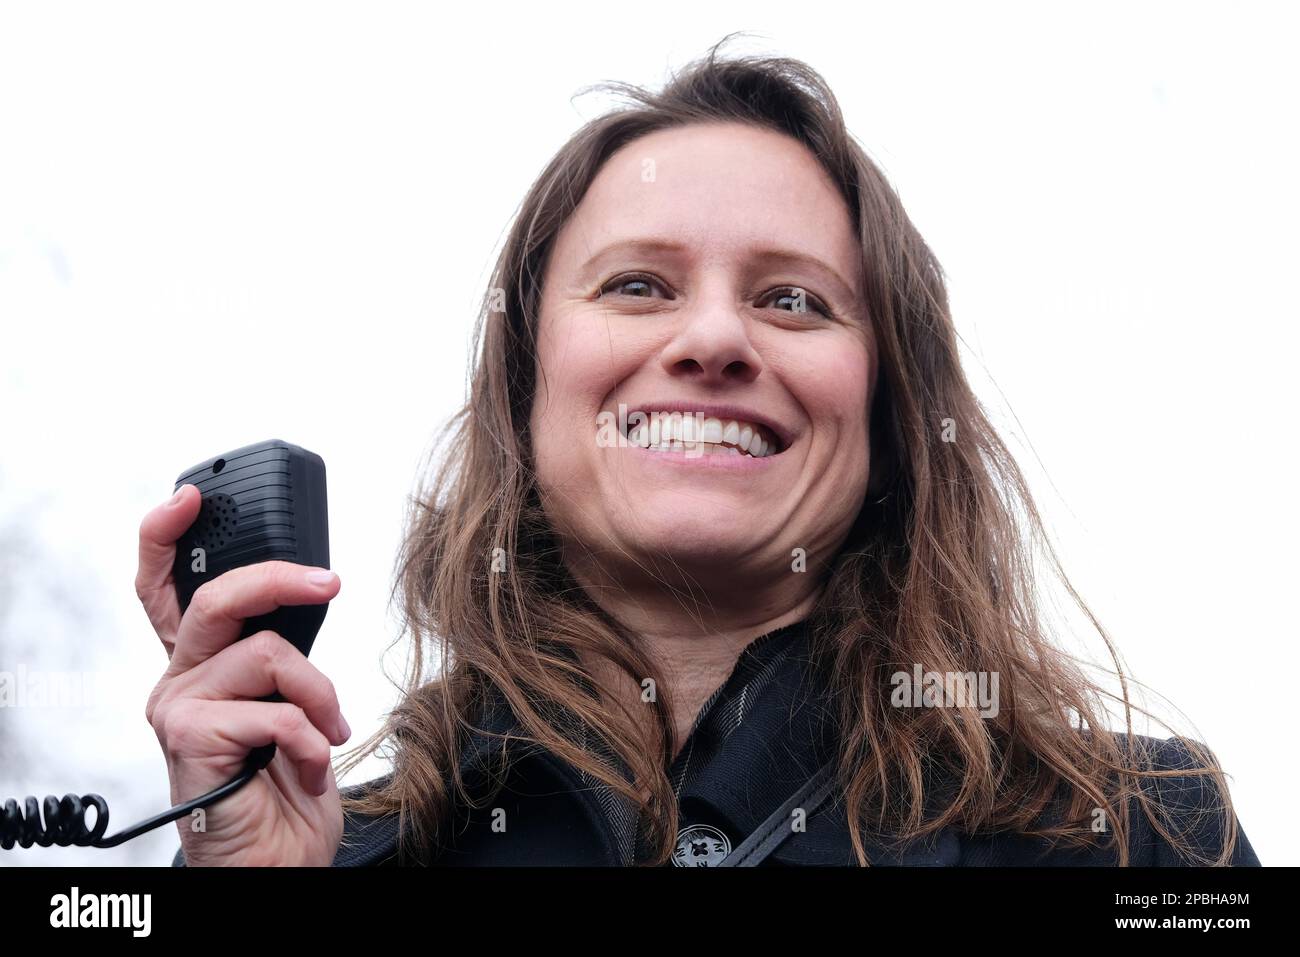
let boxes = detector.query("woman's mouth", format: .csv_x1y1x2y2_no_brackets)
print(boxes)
620,410,784,459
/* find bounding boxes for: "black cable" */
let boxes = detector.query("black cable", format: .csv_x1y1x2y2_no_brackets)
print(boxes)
1,743,276,850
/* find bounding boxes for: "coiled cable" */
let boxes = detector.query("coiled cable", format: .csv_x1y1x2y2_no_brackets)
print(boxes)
1,743,276,850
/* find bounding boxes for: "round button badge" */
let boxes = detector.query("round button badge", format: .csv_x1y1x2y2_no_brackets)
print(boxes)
671,824,732,867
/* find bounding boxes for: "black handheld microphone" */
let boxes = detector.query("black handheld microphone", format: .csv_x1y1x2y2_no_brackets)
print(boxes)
1,439,332,850
172,439,331,659
170,439,331,771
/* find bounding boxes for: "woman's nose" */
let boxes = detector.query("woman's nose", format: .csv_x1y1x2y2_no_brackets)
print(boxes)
657,287,763,384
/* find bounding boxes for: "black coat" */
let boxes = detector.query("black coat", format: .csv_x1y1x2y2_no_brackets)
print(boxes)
173,620,1261,867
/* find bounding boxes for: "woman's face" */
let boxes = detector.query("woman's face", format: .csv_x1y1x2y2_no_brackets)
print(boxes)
531,121,877,598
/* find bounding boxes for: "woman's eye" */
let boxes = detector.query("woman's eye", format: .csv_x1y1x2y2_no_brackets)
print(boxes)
764,286,831,318
598,273,670,300
596,276,829,318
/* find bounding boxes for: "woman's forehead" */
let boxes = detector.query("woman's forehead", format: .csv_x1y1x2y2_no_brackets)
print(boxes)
553,123,860,284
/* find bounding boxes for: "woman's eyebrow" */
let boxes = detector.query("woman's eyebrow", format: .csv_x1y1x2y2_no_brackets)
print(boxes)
577,237,859,300
576,238,691,279
750,247,860,303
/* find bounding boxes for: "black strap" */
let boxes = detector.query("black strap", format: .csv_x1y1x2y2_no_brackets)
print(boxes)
717,761,839,867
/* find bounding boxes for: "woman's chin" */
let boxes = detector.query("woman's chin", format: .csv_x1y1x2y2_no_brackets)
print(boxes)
621,524,764,566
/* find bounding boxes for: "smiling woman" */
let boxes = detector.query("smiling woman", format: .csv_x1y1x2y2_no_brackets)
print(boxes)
527,116,879,761
163,35,1259,868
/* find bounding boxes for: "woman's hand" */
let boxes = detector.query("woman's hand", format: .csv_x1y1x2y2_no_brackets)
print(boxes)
136,485,350,866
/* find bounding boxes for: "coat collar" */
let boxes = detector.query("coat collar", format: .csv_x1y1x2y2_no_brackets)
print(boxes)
333,719,964,868
334,635,964,867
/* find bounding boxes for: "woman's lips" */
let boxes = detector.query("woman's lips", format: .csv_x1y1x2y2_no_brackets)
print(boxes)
623,439,782,471
622,411,783,458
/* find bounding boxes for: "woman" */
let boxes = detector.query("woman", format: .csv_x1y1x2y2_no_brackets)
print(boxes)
143,37,1259,867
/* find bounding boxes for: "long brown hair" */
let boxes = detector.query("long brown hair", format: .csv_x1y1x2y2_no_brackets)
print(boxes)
336,33,1242,866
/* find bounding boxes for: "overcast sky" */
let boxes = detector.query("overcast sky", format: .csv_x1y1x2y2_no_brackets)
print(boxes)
1,1,1295,866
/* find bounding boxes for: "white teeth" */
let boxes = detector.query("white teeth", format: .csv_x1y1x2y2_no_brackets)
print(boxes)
624,411,779,457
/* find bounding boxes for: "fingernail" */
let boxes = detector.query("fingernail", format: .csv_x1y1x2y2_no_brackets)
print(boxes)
306,569,337,586
337,714,352,740
167,487,185,506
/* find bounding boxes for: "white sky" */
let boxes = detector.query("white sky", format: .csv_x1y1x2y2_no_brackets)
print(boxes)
1,1,1295,866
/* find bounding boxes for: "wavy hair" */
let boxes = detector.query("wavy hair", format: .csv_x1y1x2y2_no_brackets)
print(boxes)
335,33,1242,866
